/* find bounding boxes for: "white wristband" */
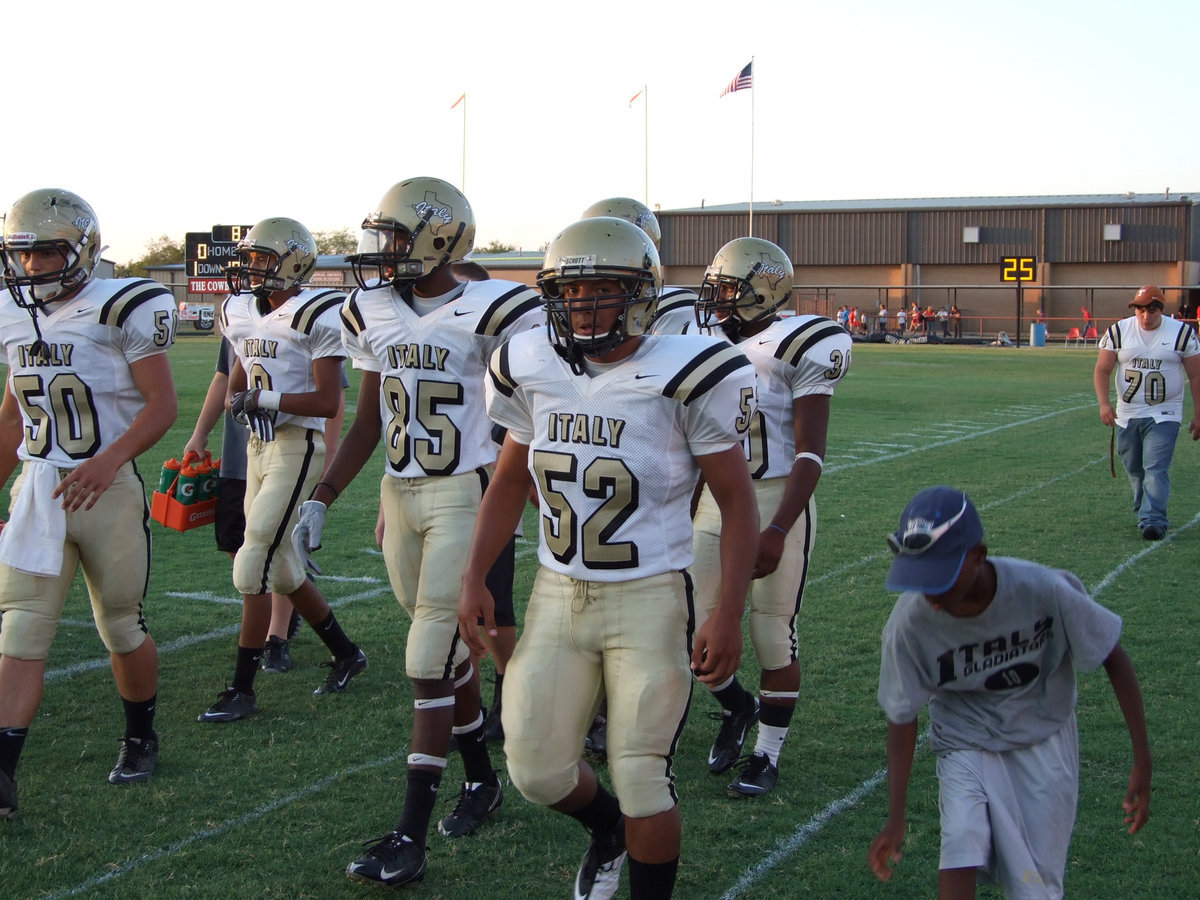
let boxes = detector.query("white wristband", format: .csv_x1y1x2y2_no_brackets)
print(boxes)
256,390,282,411
794,451,824,469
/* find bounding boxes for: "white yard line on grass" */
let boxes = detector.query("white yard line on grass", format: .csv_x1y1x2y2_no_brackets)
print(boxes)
43,751,406,900
44,585,392,683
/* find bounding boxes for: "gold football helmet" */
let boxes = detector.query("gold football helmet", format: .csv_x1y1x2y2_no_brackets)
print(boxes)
1,188,103,309
539,217,662,370
226,217,317,298
347,177,475,290
580,197,661,249
696,237,794,335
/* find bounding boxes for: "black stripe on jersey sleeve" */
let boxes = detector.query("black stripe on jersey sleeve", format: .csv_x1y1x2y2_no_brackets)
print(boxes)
655,288,697,315
663,343,753,406
1105,323,1122,349
774,319,847,367
218,295,232,332
289,289,346,335
475,285,543,337
1173,320,1196,352
98,279,172,328
488,341,517,398
341,292,368,337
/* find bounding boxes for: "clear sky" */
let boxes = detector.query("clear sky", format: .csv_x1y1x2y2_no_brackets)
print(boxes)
4,0,1196,264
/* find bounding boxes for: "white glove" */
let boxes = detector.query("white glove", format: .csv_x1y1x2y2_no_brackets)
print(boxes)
292,500,327,576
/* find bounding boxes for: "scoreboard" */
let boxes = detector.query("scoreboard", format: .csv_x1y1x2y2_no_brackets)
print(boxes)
185,224,252,294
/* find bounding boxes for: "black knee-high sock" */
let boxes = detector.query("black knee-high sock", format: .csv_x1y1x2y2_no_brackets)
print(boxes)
712,676,754,712
395,768,442,848
628,856,678,898
455,717,496,785
232,646,261,693
0,727,29,779
567,784,623,836
121,693,158,741
312,611,356,659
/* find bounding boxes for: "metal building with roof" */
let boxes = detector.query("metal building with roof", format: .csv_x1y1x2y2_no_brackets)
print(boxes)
657,192,1200,337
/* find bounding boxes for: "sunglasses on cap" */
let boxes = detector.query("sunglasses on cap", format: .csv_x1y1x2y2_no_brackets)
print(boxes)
887,495,968,556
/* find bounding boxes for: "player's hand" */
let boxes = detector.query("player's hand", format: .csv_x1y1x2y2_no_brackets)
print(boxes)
291,500,326,576
54,455,119,512
1122,760,1151,834
1098,401,1117,427
458,578,496,657
230,389,261,425
691,609,742,685
753,527,785,579
1188,415,1200,441
246,410,276,442
867,821,905,881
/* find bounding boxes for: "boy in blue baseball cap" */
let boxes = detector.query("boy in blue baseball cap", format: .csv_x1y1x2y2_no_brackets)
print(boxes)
868,486,1152,899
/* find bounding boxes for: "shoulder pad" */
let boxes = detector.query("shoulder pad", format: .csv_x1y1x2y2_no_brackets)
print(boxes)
472,283,543,337
662,341,753,406
98,279,172,328
289,289,346,335
775,317,849,367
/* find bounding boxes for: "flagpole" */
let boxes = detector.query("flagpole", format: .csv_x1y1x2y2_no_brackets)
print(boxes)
643,84,649,206
749,56,755,237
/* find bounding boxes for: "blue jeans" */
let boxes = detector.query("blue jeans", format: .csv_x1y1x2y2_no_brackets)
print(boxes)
1116,417,1180,530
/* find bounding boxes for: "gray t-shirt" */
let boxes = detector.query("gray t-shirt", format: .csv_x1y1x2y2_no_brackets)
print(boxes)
878,556,1122,754
215,338,249,481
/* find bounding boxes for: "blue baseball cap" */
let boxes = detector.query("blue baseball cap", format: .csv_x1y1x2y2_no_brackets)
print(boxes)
885,487,984,594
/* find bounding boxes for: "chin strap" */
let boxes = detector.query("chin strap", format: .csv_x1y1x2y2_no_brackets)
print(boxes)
25,308,50,364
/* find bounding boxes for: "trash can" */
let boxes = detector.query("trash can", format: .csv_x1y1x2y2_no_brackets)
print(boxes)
1030,323,1047,347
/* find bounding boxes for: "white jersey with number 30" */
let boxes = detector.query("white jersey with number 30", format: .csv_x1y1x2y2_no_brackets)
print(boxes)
0,278,176,467
736,315,851,480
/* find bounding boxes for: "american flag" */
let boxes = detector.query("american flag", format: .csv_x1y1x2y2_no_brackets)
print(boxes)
720,61,753,97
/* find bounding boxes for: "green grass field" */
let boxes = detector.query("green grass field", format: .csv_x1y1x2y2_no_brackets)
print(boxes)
2,338,1197,898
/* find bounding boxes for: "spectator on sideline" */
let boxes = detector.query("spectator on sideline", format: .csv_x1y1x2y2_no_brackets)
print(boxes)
1093,284,1200,540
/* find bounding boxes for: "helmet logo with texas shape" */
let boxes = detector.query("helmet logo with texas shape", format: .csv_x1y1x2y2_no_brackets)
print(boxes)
751,254,788,290
411,193,453,234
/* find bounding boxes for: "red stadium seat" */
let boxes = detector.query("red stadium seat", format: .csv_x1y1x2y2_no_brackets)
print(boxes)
1065,327,1081,347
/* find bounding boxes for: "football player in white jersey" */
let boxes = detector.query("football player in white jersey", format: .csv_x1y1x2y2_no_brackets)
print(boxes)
290,178,543,889
195,217,366,723
575,198,700,759
580,197,699,339
690,237,852,797
0,189,178,817
458,217,759,900
1094,284,1200,541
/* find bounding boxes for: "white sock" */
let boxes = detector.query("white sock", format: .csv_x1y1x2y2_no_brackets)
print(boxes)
753,724,788,766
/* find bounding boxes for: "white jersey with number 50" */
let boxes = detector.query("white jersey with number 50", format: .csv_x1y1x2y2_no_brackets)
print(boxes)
0,278,176,467
486,331,756,582
1098,316,1200,426
341,278,543,478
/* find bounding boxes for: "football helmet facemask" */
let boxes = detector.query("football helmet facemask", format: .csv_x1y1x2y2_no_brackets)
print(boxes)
539,217,662,372
1,188,103,310
226,217,317,299
347,177,475,290
696,237,794,337
580,197,661,250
